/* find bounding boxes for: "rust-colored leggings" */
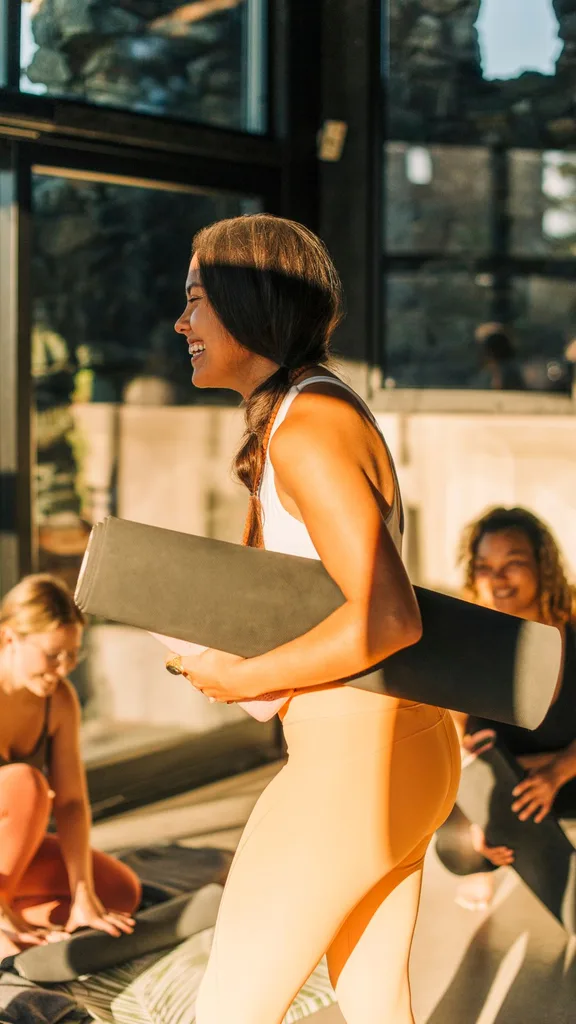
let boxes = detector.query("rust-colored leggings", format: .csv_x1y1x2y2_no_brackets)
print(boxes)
0,762,140,929
196,689,460,1024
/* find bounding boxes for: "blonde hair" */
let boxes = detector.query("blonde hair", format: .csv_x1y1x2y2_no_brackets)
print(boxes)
0,574,84,641
459,506,576,627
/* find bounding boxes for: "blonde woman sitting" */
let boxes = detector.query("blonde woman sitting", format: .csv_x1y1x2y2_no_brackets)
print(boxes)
0,574,140,958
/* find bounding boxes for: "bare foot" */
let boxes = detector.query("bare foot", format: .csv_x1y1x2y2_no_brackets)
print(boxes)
455,872,495,911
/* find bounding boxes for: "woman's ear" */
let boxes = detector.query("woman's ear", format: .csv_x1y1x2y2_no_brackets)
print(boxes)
0,625,17,647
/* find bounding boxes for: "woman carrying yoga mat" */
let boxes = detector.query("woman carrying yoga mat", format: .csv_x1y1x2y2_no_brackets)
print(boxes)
437,507,576,912
0,575,141,960
171,213,460,1024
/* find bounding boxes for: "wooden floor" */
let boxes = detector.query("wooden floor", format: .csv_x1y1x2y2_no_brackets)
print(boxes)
93,762,576,1024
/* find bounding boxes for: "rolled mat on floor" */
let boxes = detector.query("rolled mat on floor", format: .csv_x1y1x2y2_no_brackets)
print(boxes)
10,885,223,983
75,516,562,729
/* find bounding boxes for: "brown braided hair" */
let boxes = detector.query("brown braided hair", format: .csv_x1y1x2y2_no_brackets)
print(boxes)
192,214,343,548
459,506,576,626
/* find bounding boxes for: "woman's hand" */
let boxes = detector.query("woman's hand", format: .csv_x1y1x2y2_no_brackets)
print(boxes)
178,648,290,703
511,762,562,823
0,906,52,947
469,823,515,867
178,648,249,702
461,729,496,766
65,892,135,938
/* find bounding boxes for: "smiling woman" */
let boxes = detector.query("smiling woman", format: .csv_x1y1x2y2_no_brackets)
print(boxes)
171,213,460,1024
437,506,576,913
0,575,141,960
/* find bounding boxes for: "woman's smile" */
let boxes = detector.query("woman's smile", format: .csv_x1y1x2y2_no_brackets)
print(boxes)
189,341,206,364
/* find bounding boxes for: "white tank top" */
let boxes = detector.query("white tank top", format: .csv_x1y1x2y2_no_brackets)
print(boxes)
260,375,403,559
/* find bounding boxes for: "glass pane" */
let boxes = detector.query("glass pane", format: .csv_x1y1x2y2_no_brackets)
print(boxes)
510,150,576,257
20,0,267,133
30,170,271,765
388,0,573,147
385,143,491,254
385,265,493,388
510,275,575,391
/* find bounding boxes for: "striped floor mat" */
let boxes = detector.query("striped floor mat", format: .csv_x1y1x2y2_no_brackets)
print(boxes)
62,926,336,1023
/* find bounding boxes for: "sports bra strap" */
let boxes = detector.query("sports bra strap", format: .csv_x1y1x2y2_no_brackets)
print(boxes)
295,376,404,533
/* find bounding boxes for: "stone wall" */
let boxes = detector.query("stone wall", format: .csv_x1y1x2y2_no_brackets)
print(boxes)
23,0,247,130
389,0,576,147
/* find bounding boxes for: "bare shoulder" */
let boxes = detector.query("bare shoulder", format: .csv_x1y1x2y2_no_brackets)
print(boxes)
270,384,364,464
51,678,81,730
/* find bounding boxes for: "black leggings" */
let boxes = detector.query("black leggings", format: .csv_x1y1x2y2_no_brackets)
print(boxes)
434,741,576,930
436,746,576,877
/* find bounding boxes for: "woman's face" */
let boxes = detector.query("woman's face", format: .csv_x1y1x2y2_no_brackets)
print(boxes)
472,529,540,620
6,624,83,698
174,256,257,393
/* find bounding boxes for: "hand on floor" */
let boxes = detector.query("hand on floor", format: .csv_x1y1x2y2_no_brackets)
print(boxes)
0,911,51,948
65,892,135,938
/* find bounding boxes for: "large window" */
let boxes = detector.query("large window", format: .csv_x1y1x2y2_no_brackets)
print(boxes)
29,169,265,767
19,0,267,133
384,0,576,392
0,0,310,801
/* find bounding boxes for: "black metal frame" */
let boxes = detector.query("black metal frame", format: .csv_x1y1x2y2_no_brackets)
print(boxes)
3,0,21,90
0,138,32,583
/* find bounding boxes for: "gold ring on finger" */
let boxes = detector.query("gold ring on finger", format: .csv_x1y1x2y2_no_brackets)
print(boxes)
165,655,185,676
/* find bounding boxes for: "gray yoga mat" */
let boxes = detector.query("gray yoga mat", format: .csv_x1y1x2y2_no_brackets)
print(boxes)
12,885,223,983
75,516,562,729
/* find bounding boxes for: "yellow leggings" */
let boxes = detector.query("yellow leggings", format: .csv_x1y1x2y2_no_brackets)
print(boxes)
196,687,460,1024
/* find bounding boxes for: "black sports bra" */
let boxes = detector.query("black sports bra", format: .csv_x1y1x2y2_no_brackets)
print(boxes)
0,696,52,775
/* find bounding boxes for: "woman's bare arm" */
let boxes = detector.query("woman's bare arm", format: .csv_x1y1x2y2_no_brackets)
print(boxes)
49,681,95,898
228,392,422,698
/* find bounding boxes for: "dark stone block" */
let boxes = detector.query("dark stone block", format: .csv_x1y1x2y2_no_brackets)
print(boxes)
26,47,71,87
559,12,576,40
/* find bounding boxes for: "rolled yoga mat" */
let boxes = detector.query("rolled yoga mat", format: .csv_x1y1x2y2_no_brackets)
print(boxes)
456,746,576,932
11,885,223,983
75,516,562,729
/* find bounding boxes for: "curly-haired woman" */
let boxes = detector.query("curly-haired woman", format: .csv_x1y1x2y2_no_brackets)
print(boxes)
436,506,576,910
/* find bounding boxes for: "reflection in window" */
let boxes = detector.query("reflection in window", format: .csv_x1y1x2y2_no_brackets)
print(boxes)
30,171,263,755
385,267,492,388
387,0,575,146
510,150,576,256
20,0,267,133
511,275,576,390
385,144,491,254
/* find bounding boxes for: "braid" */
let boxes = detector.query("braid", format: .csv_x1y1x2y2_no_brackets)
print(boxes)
241,365,317,548
459,506,576,626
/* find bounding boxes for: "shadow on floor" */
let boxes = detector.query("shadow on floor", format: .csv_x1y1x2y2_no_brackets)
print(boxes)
427,879,576,1024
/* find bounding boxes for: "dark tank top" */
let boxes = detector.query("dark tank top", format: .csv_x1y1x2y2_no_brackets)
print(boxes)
467,625,576,756
0,696,52,775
